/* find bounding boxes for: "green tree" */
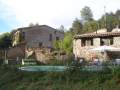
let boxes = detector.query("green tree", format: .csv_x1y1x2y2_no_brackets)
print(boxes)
53,32,73,55
81,6,93,22
98,12,118,31
62,32,73,55
83,20,98,33
0,33,12,49
53,40,61,50
59,25,65,32
70,18,83,34
115,10,120,27
0,33,12,60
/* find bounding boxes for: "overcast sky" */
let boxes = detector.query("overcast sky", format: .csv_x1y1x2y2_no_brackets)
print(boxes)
0,0,120,33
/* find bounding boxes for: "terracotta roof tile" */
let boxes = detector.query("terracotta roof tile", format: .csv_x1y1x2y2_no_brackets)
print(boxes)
74,32,120,39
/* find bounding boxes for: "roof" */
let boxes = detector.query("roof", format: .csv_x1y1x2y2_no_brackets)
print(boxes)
74,32,120,39
12,25,64,34
19,25,50,29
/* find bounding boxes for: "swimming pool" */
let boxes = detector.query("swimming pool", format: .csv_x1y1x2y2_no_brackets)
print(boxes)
19,66,67,72
19,65,104,72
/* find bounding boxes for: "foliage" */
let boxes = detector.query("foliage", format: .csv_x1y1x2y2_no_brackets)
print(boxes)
98,10,120,31
70,18,83,34
0,33,12,49
53,40,62,50
62,32,73,55
69,8,120,35
81,6,93,22
12,30,23,46
83,20,98,33
54,32,73,55
59,25,65,32
1,65,120,90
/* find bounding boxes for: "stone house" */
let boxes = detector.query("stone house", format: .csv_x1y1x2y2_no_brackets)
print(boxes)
7,25,64,63
73,28,120,61
12,25,64,48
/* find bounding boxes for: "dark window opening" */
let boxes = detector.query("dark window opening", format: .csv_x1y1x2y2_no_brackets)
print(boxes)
56,37,59,40
49,34,52,41
21,32,25,41
100,37,113,46
39,42,42,47
54,31,57,34
81,39,85,47
81,38,93,47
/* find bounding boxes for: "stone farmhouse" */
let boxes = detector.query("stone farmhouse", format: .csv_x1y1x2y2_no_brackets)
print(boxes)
7,25,64,63
12,25,64,48
73,28,120,61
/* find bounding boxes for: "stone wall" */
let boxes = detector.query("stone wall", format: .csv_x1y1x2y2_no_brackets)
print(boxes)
73,40,94,61
113,37,120,47
7,44,25,59
94,38,100,46
34,48,53,63
73,36,120,61
13,25,64,48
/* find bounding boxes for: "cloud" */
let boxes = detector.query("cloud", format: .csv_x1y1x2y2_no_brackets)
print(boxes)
0,0,120,31
0,0,77,28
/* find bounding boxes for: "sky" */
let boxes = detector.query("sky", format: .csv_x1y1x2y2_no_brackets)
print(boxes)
0,0,120,33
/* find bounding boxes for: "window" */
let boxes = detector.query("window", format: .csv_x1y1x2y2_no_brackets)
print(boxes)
49,34,52,41
81,38,93,47
56,37,59,40
39,42,42,47
100,37,113,46
54,31,57,34
81,39,85,46
21,32,25,41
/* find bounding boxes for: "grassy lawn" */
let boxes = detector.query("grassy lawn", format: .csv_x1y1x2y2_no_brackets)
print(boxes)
0,65,120,90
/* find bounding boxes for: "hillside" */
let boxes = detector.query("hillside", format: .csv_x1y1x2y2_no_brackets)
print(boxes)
0,65,120,90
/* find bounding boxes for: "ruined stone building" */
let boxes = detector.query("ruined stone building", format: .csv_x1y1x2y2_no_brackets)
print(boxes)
7,25,64,63
73,28,120,61
12,25,64,48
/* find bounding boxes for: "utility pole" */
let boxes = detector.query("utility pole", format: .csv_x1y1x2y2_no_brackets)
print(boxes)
104,6,107,28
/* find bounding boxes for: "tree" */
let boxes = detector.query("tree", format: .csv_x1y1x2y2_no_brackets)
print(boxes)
115,10,120,27
98,12,118,31
70,18,83,34
29,23,34,27
53,32,73,55
62,32,73,55
115,10,120,19
81,6,93,22
59,25,64,30
83,20,98,33
0,33,12,60
53,40,61,50
0,33,12,49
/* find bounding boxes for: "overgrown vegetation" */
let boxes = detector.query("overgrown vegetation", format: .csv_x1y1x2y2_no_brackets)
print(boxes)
53,32,73,57
0,32,12,49
0,33,12,60
69,6,120,34
0,65,120,90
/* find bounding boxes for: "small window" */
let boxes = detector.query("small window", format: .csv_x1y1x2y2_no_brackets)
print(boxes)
49,34,52,41
81,39,85,47
39,42,42,47
100,37,113,46
56,37,59,40
110,38,113,45
81,38,93,47
22,32,25,40
54,31,57,34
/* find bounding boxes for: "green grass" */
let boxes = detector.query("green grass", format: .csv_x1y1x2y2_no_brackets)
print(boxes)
0,65,120,90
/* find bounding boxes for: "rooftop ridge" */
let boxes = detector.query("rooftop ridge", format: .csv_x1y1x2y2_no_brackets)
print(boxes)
74,31,120,39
